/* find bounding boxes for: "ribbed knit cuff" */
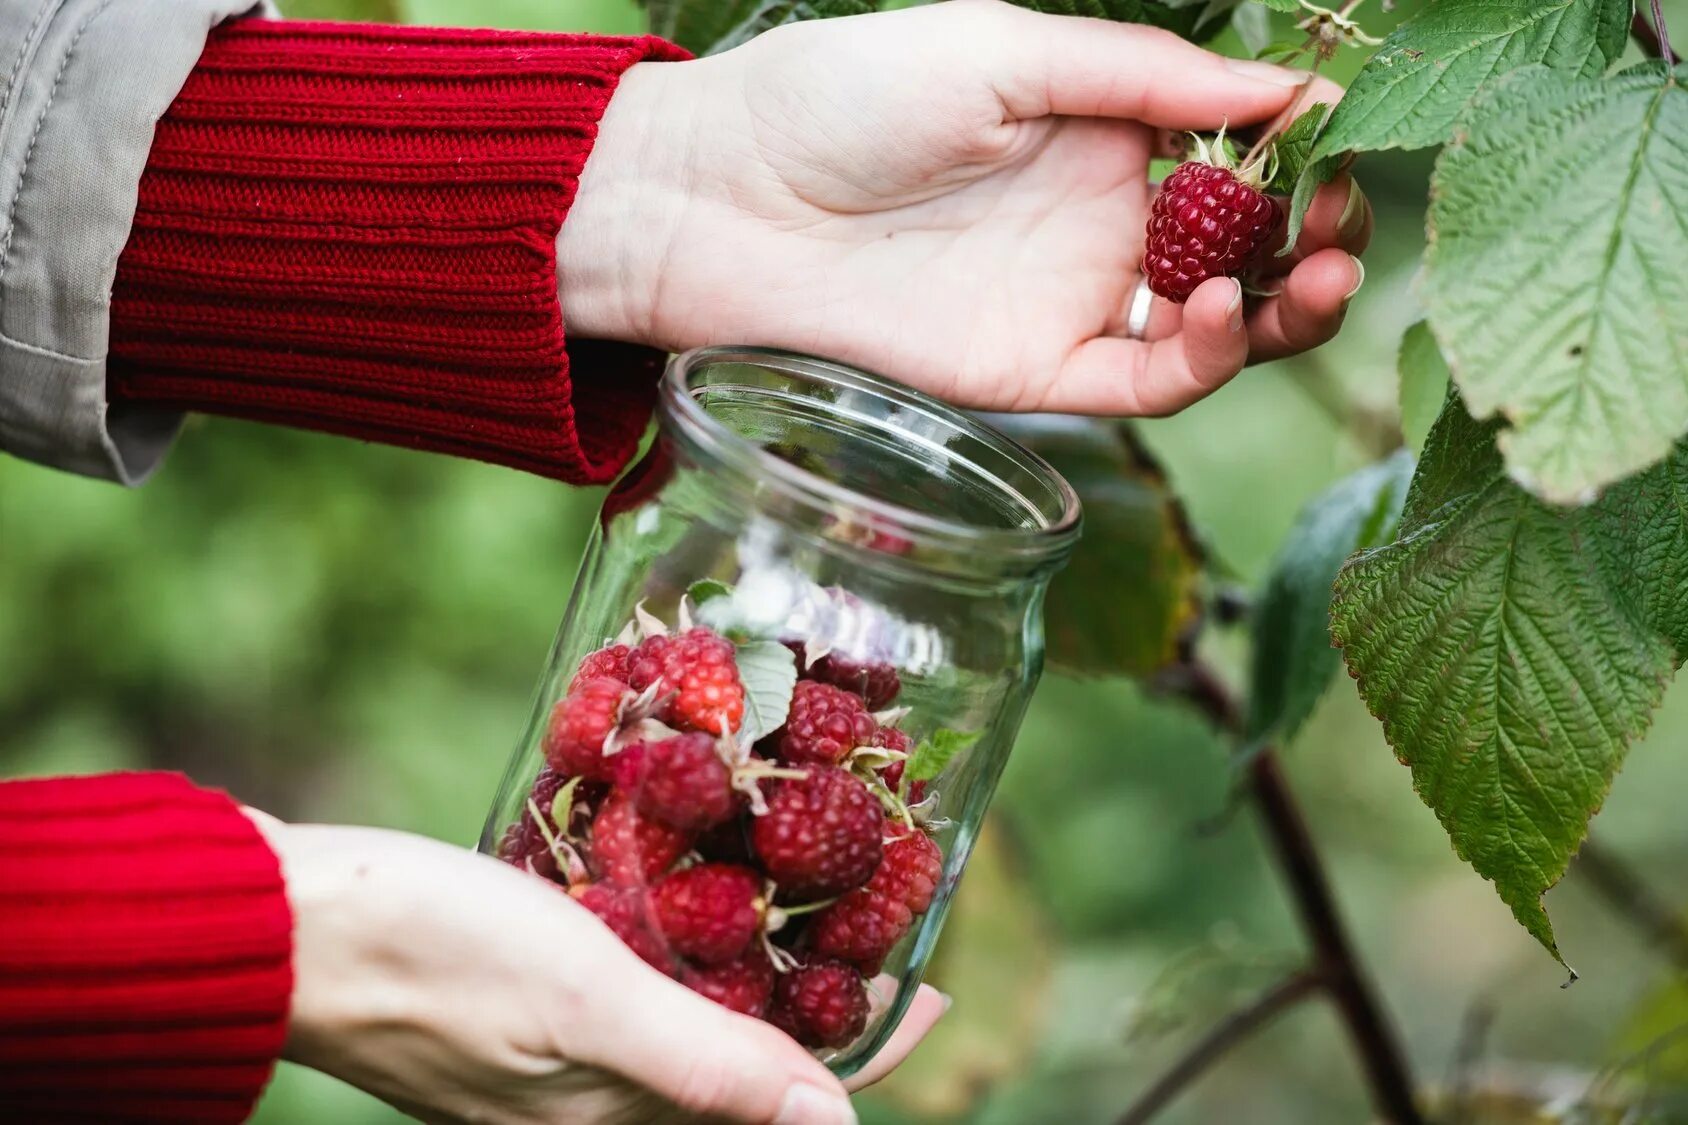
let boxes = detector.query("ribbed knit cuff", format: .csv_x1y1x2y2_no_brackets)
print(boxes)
0,772,292,1123
108,21,687,484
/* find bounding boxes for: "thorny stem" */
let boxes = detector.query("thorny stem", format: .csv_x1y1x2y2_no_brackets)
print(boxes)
1151,661,1424,1124
1115,969,1325,1125
1634,5,1679,63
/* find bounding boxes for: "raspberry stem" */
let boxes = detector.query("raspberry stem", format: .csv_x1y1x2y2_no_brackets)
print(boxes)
1649,0,1674,63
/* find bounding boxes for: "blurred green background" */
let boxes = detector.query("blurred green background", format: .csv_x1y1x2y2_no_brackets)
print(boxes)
6,1,1688,1122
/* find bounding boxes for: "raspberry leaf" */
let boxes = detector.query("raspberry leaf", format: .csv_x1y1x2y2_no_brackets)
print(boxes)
686,579,733,607
1396,322,1451,455
674,0,879,54
1244,450,1413,751
906,728,981,783
986,416,1205,679
1330,392,1688,968
1265,102,1332,196
732,638,799,746
1314,0,1630,157
1424,62,1688,503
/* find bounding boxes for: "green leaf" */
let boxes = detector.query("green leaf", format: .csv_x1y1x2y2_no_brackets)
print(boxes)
732,639,798,745
701,0,879,53
644,0,761,53
686,579,733,607
1330,393,1688,966
1423,63,1688,503
1397,321,1451,455
1007,0,1209,40
907,728,981,782
1231,1,1272,57
1315,0,1631,157
1245,450,1413,748
987,416,1205,679
1266,102,1331,196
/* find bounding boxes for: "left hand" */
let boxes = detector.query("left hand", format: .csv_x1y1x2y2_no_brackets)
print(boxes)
562,0,1371,416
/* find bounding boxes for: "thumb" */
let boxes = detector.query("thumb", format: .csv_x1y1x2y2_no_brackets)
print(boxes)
578,962,856,1124
977,2,1329,129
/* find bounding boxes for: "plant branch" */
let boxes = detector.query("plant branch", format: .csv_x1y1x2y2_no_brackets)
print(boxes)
1633,7,1679,63
1574,838,1688,974
1117,969,1325,1125
1157,661,1423,1124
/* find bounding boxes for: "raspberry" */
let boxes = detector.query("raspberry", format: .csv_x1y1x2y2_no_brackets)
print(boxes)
628,628,745,735
590,791,694,885
810,884,913,970
570,643,633,692
769,959,869,1049
1144,150,1280,304
681,949,776,1018
497,767,569,879
544,676,629,782
574,883,676,975
752,768,883,899
650,863,765,965
614,732,739,831
777,681,878,766
788,642,901,709
871,727,926,805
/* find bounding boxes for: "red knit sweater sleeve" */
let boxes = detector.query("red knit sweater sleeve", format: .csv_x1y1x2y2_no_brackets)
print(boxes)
0,772,292,1123
108,21,689,484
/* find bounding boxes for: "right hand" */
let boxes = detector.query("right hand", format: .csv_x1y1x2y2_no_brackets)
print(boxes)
252,817,947,1124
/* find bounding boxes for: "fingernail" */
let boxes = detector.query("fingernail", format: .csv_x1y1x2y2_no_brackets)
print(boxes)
1224,59,1305,87
1343,255,1366,303
1225,278,1244,332
776,1084,857,1125
1338,178,1366,240
940,991,955,1014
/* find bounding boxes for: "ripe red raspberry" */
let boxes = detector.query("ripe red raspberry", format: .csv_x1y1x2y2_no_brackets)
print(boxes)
880,827,943,915
810,884,913,970
1144,155,1280,303
569,643,632,692
544,676,629,782
650,863,765,965
497,767,570,879
769,959,869,1049
590,791,693,885
871,728,926,805
751,768,883,899
681,949,776,1018
614,732,739,831
788,642,901,710
574,882,676,975
777,681,879,766
628,628,745,735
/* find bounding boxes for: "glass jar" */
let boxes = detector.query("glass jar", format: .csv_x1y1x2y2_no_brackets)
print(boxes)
479,346,1079,1075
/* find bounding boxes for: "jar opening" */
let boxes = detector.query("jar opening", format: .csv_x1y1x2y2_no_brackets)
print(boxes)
659,347,1081,574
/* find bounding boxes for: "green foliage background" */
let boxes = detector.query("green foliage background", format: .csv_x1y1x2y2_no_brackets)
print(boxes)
6,0,1688,1122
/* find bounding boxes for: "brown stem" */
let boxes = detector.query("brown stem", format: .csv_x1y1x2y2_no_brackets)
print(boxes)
1158,662,1424,1124
1574,838,1688,973
1633,7,1679,63
1116,969,1325,1125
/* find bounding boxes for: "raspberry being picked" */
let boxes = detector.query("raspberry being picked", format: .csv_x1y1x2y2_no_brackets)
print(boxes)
650,862,765,965
769,958,870,1049
628,627,745,735
1144,132,1282,303
777,680,879,766
751,767,883,899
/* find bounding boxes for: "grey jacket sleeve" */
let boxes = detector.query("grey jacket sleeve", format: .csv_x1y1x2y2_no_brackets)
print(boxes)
0,0,265,485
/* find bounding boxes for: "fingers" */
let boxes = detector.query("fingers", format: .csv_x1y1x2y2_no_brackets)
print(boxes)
1261,173,1372,276
580,959,856,1124
843,984,950,1092
982,3,1314,130
1051,277,1249,415
1247,247,1364,363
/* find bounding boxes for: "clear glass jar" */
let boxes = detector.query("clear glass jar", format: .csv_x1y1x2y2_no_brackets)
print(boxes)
479,346,1079,1075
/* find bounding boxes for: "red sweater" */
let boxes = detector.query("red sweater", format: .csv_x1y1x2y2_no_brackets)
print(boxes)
3,21,681,1121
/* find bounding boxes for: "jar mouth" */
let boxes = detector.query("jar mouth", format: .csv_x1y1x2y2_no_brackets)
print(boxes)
660,347,1082,574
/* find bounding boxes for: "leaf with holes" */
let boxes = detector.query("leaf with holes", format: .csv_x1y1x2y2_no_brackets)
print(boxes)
1246,450,1413,749
1315,0,1630,157
1423,63,1688,503
1330,394,1688,966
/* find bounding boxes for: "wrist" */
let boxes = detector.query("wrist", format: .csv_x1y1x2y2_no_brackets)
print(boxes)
558,61,695,345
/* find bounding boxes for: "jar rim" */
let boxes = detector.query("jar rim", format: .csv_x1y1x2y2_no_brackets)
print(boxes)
659,346,1082,568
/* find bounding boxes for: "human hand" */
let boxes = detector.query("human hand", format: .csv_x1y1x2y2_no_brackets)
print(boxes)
562,0,1370,417
252,817,947,1124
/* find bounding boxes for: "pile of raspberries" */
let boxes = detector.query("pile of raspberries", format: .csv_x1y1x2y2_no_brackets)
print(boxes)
497,623,943,1051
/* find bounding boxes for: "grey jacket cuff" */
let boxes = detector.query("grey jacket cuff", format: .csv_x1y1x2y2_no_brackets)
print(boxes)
0,0,268,485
